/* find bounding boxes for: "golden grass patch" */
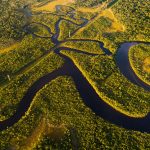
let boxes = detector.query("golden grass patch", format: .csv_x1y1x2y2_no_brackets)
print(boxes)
143,57,150,73
20,118,46,150
77,2,125,32
20,118,67,149
100,9,125,32
33,0,75,12
0,43,19,54
46,123,67,140
72,8,125,37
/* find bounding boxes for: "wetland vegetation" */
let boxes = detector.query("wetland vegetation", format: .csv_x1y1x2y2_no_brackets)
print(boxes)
0,0,150,149
129,44,150,85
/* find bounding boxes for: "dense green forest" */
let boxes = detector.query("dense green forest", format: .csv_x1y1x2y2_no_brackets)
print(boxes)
61,40,105,54
61,50,150,116
112,0,150,41
0,52,64,121
0,0,27,40
0,0,150,149
72,0,150,52
1,77,150,149
76,0,106,7
0,35,54,84
129,44,150,85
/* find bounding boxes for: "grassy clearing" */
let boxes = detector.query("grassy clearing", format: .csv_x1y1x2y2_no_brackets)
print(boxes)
61,50,150,117
33,0,75,12
143,57,150,73
74,8,124,34
20,117,46,150
100,9,125,32
129,44,150,85
0,43,20,54
1,76,150,149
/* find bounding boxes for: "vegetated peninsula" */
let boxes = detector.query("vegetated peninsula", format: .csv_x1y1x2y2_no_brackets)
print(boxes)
0,0,150,149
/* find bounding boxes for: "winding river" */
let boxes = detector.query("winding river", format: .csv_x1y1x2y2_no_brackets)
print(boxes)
116,42,150,90
0,5,150,133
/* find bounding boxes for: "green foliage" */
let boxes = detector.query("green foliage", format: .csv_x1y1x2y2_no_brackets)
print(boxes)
0,0,150,149
61,50,150,116
129,44,150,85
72,16,119,52
58,21,79,41
0,35,54,84
76,0,107,7
31,13,60,33
28,23,52,37
76,16,112,38
73,0,150,52
0,38,16,49
0,52,64,120
0,0,26,39
61,40,105,54
112,0,150,41
1,77,149,149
